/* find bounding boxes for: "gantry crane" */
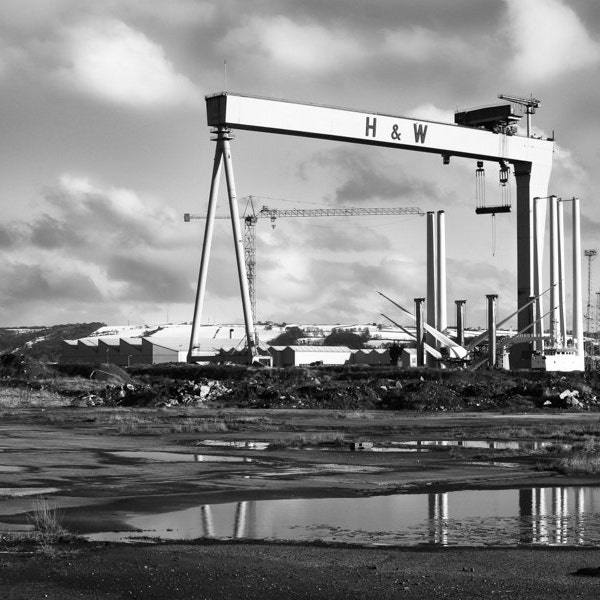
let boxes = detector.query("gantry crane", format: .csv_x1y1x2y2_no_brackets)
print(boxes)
185,196,424,319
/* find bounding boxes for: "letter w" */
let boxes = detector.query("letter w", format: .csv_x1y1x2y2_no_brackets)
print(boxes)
413,123,428,143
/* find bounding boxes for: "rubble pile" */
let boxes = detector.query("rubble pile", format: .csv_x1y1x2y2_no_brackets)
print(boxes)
2,356,599,412
222,377,382,409
71,379,232,408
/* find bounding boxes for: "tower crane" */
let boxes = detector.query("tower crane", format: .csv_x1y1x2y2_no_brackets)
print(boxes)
497,93,541,138
185,196,424,320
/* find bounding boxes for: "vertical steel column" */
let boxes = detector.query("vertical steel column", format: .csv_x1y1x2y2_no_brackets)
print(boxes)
455,300,466,347
426,212,437,366
221,132,257,356
415,298,426,367
486,294,498,368
515,165,534,334
572,197,584,357
436,210,447,334
549,196,559,345
532,197,544,353
188,136,224,361
557,199,567,346
513,163,552,367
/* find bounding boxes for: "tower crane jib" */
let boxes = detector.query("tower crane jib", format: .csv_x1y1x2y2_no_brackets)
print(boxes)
185,198,424,322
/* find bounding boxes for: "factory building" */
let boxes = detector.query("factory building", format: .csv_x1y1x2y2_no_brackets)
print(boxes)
61,337,188,365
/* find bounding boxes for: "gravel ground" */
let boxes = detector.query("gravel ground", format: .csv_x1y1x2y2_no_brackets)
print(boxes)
2,542,600,599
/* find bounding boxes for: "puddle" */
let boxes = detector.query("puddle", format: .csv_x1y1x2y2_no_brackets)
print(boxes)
79,485,600,547
0,466,24,473
0,487,59,498
198,440,270,450
109,451,253,463
398,440,557,451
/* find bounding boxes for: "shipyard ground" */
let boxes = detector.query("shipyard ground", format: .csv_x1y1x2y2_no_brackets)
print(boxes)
3,398,600,598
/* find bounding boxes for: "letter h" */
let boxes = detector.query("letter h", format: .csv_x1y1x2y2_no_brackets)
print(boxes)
365,116,377,138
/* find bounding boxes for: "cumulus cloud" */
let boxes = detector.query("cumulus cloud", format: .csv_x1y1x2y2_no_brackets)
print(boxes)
299,148,439,204
221,16,480,77
221,15,364,72
406,103,454,124
0,263,101,304
0,174,198,324
42,174,185,250
57,19,201,108
505,0,600,82
107,254,194,302
383,27,471,63
120,0,216,26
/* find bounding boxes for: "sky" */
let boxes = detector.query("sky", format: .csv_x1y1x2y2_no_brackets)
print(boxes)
1,0,599,330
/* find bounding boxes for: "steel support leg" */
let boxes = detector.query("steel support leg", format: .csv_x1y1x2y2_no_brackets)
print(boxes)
221,133,257,357
188,142,224,361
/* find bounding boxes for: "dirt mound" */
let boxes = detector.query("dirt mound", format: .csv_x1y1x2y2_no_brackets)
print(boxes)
0,352,55,379
53,362,136,385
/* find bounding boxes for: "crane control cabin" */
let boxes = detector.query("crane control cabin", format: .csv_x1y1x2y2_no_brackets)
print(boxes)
189,92,555,367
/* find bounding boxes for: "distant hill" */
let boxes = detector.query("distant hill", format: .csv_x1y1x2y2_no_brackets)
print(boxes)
0,323,105,362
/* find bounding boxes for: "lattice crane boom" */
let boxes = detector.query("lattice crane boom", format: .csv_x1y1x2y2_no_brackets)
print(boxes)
185,197,424,320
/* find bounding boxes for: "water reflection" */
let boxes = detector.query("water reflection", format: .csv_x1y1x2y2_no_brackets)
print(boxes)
109,451,253,463
85,485,600,546
400,440,559,451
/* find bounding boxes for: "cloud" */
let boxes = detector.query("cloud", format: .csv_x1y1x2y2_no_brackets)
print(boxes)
120,0,216,26
107,254,194,302
504,0,600,82
0,174,200,324
299,148,439,204
221,16,480,78
42,174,185,250
406,103,454,124
383,27,471,63
0,223,21,247
56,19,201,108
221,15,364,73
0,263,101,304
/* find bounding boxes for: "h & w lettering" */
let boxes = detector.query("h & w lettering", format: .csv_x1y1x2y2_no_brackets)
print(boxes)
365,116,377,138
413,123,428,143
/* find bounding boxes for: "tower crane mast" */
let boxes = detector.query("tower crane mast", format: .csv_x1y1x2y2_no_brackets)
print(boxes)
185,197,424,319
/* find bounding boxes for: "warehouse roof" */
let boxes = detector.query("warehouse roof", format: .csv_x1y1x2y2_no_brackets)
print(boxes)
269,346,351,352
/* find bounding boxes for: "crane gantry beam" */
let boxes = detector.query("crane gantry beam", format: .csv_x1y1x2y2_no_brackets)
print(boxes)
186,198,424,324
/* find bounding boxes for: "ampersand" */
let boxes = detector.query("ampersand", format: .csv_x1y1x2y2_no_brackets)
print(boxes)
391,124,401,140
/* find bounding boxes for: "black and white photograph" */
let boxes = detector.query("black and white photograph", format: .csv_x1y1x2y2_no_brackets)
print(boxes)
2,1,600,598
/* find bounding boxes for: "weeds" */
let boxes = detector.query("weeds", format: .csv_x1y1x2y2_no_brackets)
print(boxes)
28,496,68,555
334,411,374,420
108,413,151,434
269,432,347,449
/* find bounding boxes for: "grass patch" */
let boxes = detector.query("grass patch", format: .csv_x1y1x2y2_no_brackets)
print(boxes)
107,412,152,434
488,422,600,443
28,497,68,555
0,387,68,408
269,432,347,449
334,411,375,420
